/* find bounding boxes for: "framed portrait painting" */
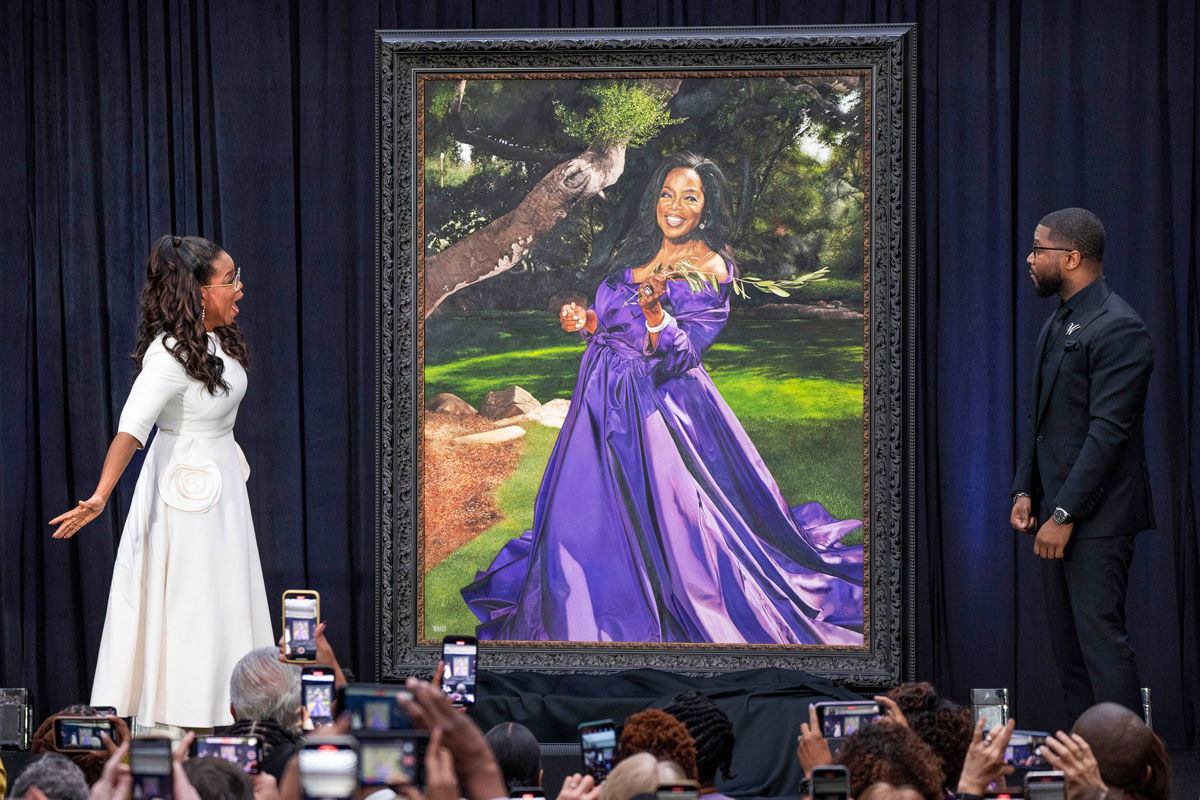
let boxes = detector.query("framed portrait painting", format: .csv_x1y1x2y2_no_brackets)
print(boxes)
377,25,916,684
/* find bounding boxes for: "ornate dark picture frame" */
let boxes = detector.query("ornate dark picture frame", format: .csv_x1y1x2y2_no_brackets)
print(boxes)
377,25,916,685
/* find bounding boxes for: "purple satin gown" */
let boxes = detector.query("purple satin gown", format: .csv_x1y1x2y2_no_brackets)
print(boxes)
461,268,864,644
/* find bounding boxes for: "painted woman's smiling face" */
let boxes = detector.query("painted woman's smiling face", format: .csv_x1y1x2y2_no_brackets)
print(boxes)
656,167,706,240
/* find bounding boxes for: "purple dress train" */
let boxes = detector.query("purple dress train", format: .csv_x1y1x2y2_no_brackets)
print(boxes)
461,268,864,644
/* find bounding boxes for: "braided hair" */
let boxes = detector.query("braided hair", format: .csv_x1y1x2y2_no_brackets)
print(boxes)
663,691,736,785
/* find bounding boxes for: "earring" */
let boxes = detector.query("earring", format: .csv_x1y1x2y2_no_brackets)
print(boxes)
201,306,206,326
699,221,706,230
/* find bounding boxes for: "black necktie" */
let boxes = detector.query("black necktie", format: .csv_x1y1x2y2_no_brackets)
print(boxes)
1042,305,1072,363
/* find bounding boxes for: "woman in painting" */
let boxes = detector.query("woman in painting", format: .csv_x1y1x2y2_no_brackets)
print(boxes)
462,152,863,644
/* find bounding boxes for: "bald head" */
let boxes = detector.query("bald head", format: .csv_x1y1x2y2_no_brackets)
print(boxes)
1072,703,1170,799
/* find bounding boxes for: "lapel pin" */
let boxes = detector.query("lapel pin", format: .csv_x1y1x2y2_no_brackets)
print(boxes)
1066,322,1082,336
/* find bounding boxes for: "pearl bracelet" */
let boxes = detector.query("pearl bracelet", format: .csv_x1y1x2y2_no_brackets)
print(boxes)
645,312,673,333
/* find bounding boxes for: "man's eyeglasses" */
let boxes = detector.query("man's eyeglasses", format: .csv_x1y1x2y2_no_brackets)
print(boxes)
202,267,241,290
1030,244,1076,256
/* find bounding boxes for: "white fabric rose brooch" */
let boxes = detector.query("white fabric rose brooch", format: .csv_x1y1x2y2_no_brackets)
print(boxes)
159,440,222,513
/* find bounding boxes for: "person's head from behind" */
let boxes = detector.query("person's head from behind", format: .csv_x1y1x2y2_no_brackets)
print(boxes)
229,646,302,731
617,709,699,782
10,753,89,800
30,705,131,785
836,722,945,800
885,682,972,788
183,756,254,800
662,691,735,788
858,782,926,800
600,752,687,800
486,721,542,792
1072,702,1171,800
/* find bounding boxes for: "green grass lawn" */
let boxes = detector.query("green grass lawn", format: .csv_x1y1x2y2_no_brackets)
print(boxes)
421,315,864,638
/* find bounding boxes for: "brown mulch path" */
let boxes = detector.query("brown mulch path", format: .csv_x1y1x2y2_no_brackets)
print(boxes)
421,413,524,571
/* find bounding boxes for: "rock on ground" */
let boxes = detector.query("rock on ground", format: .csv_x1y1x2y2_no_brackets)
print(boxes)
426,393,477,415
479,385,541,420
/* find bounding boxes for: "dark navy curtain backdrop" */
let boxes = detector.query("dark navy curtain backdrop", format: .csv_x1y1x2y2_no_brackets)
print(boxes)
2,0,1197,745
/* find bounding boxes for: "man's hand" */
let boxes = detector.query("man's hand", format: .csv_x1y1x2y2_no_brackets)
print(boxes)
1034,518,1074,559
1011,496,1037,534
1041,731,1106,800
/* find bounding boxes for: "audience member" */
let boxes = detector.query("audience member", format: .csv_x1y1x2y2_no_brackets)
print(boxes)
485,722,542,793
31,705,131,785
9,753,89,800
1045,702,1172,800
858,781,925,800
222,647,303,782
662,691,735,798
183,757,254,800
885,682,973,789
954,718,1016,799
617,709,699,782
600,753,687,800
836,722,945,800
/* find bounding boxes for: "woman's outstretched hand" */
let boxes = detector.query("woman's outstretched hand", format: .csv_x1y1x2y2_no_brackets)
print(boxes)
50,495,107,539
559,302,596,335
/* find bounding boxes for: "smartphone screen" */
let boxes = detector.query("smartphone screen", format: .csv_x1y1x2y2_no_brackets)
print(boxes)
343,684,414,731
1005,731,1050,768
131,737,174,800
1024,771,1066,800
578,719,617,783
811,767,851,800
302,667,337,729
440,635,478,706
54,717,114,751
192,736,261,774
299,739,358,800
510,788,546,799
282,591,320,662
814,702,883,740
656,783,701,800
93,706,119,717
357,732,428,788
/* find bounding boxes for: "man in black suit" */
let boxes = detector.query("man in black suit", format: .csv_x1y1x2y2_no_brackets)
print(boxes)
1011,207,1154,724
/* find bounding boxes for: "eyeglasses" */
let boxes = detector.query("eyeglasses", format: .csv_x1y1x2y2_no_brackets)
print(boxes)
1030,245,1076,256
201,267,241,290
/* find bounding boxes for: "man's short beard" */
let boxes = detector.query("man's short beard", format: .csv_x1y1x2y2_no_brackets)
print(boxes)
1034,271,1063,298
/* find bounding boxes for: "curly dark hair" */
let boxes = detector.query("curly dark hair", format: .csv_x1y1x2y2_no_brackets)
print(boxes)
885,682,973,788
609,152,738,276
132,234,248,394
662,690,735,785
836,722,945,800
617,708,699,782
32,705,132,785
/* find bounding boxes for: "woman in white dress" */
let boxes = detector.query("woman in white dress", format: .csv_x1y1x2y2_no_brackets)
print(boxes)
50,234,274,730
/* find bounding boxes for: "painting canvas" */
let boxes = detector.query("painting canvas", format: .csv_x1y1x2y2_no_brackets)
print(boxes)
378,26,915,683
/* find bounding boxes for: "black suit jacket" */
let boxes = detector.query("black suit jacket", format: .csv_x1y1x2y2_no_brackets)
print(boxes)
1012,276,1155,538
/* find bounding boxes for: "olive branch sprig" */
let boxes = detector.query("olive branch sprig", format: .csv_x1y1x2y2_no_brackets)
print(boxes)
625,257,829,304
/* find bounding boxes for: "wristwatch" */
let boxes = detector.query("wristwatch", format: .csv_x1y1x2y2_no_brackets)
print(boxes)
799,777,812,797
1052,506,1074,525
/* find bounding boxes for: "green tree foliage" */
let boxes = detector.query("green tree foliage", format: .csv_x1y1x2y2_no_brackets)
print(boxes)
554,81,685,148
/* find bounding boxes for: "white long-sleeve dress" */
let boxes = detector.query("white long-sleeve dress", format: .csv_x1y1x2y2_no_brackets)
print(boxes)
90,332,273,728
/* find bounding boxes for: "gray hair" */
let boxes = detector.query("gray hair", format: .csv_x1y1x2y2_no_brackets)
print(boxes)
601,753,687,800
10,753,89,800
229,646,302,730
